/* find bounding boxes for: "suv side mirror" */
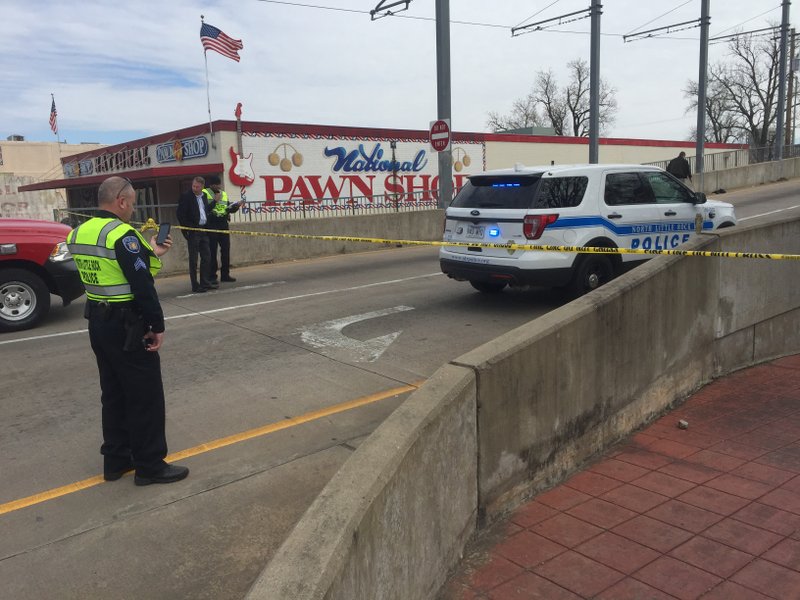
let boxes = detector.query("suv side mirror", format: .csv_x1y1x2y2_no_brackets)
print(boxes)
693,192,707,205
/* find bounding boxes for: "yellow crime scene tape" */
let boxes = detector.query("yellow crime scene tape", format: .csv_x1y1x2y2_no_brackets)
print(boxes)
133,217,800,262
61,213,800,262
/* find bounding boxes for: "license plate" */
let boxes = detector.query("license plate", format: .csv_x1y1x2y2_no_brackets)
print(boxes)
466,224,485,239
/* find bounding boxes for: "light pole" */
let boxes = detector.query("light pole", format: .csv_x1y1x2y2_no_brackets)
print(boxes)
390,140,398,211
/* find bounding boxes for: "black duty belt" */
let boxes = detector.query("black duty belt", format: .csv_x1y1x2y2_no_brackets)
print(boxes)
85,300,136,320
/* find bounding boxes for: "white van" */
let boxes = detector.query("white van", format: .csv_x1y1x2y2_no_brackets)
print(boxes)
440,164,736,294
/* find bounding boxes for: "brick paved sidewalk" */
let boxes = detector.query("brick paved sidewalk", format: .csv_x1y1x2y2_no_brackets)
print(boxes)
441,355,800,600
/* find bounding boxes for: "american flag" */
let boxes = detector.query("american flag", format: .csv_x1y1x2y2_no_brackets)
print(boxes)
200,22,243,62
49,98,58,135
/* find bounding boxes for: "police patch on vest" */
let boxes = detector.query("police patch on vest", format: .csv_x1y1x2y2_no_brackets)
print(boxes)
122,236,140,253
134,257,147,271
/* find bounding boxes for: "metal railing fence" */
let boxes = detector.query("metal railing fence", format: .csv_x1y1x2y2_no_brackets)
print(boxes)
643,144,800,174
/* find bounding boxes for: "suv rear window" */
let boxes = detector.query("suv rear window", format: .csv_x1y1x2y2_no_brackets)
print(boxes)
451,174,587,209
450,175,541,209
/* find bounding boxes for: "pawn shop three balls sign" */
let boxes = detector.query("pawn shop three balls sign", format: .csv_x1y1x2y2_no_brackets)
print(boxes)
429,119,451,153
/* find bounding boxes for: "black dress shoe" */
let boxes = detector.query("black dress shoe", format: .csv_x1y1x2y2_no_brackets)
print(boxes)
221,276,236,282
192,287,208,293
104,461,134,481
134,464,190,486
207,282,219,289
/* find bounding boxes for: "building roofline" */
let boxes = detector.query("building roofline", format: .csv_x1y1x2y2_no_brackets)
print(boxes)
56,120,747,165
17,163,224,192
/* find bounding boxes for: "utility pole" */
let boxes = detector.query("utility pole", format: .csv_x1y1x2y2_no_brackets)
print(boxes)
435,0,452,208
695,0,709,189
511,3,599,163
786,29,796,148
589,0,602,163
624,7,709,184
774,0,791,161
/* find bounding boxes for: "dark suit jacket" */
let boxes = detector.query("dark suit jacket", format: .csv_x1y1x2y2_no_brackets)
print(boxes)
177,190,209,237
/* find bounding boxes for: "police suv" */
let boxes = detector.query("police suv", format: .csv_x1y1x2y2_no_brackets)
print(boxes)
440,164,736,295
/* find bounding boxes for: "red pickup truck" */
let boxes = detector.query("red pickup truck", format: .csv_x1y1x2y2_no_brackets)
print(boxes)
0,219,85,332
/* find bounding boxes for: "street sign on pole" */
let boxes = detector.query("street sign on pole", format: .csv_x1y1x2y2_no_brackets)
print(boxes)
429,119,451,152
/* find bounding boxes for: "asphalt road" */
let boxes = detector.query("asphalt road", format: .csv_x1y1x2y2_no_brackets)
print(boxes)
1,179,798,599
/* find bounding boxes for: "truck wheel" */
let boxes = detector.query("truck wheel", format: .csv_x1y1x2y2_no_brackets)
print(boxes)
0,269,51,332
470,280,507,293
569,255,614,296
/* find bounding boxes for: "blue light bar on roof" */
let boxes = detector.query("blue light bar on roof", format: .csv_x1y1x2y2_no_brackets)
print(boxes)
491,182,521,188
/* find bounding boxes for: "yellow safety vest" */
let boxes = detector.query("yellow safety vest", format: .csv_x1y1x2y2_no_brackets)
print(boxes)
204,188,230,218
66,217,161,302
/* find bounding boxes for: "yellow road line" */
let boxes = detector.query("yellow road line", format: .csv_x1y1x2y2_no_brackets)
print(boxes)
0,382,421,517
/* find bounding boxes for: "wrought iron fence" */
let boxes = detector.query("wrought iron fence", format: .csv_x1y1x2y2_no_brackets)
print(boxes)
232,190,440,223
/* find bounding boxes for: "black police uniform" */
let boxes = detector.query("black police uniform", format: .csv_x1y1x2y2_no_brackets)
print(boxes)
78,211,169,477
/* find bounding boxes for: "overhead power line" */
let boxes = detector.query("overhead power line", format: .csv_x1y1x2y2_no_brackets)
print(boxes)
624,19,700,43
513,0,562,30
255,0,508,28
710,25,778,43
370,0,409,21
252,0,690,38
626,0,693,36
713,5,782,37
511,8,591,37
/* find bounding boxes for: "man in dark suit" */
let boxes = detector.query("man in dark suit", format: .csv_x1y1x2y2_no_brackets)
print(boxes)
176,176,215,293
666,151,692,185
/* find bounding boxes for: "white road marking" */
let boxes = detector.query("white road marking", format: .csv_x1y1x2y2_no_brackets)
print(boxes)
298,306,415,363
174,281,286,299
738,205,800,221
0,272,442,346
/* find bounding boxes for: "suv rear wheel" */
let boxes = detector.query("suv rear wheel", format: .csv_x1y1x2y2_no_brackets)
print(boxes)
0,269,51,332
470,280,507,293
569,255,614,296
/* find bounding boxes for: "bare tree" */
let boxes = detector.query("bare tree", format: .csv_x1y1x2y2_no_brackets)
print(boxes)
486,58,618,136
685,32,780,147
533,69,568,135
684,79,740,143
486,96,543,132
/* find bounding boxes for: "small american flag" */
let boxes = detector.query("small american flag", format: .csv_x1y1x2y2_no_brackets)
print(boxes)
200,22,243,62
49,98,58,135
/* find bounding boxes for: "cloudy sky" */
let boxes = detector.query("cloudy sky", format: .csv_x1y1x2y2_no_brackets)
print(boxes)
0,0,786,146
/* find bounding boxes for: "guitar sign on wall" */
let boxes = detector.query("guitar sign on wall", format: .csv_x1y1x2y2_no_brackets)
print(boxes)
228,102,255,187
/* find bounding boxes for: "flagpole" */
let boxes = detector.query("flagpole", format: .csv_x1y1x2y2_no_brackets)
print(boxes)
201,15,216,149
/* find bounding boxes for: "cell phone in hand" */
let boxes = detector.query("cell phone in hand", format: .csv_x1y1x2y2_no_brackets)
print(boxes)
156,222,171,245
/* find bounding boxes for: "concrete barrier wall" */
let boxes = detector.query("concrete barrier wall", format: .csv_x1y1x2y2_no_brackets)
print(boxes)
699,156,800,193
247,215,800,600
456,250,718,514
247,365,478,600
156,210,445,276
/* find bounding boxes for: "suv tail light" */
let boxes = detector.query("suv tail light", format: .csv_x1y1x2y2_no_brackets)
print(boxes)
523,214,558,240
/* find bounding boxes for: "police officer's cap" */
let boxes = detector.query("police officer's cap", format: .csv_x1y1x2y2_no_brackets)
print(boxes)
207,175,221,185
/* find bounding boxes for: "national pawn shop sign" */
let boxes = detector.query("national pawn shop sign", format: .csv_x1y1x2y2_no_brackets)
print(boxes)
429,119,451,152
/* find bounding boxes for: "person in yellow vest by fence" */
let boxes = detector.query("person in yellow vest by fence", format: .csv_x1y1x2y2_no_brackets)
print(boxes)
66,175,189,486
203,175,241,283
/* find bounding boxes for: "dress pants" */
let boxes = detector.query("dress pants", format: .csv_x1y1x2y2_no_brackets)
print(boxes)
209,228,231,280
88,310,168,475
186,230,212,289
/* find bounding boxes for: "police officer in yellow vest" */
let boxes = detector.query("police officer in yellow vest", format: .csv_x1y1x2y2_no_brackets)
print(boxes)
67,175,189,486
203,175,241,283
